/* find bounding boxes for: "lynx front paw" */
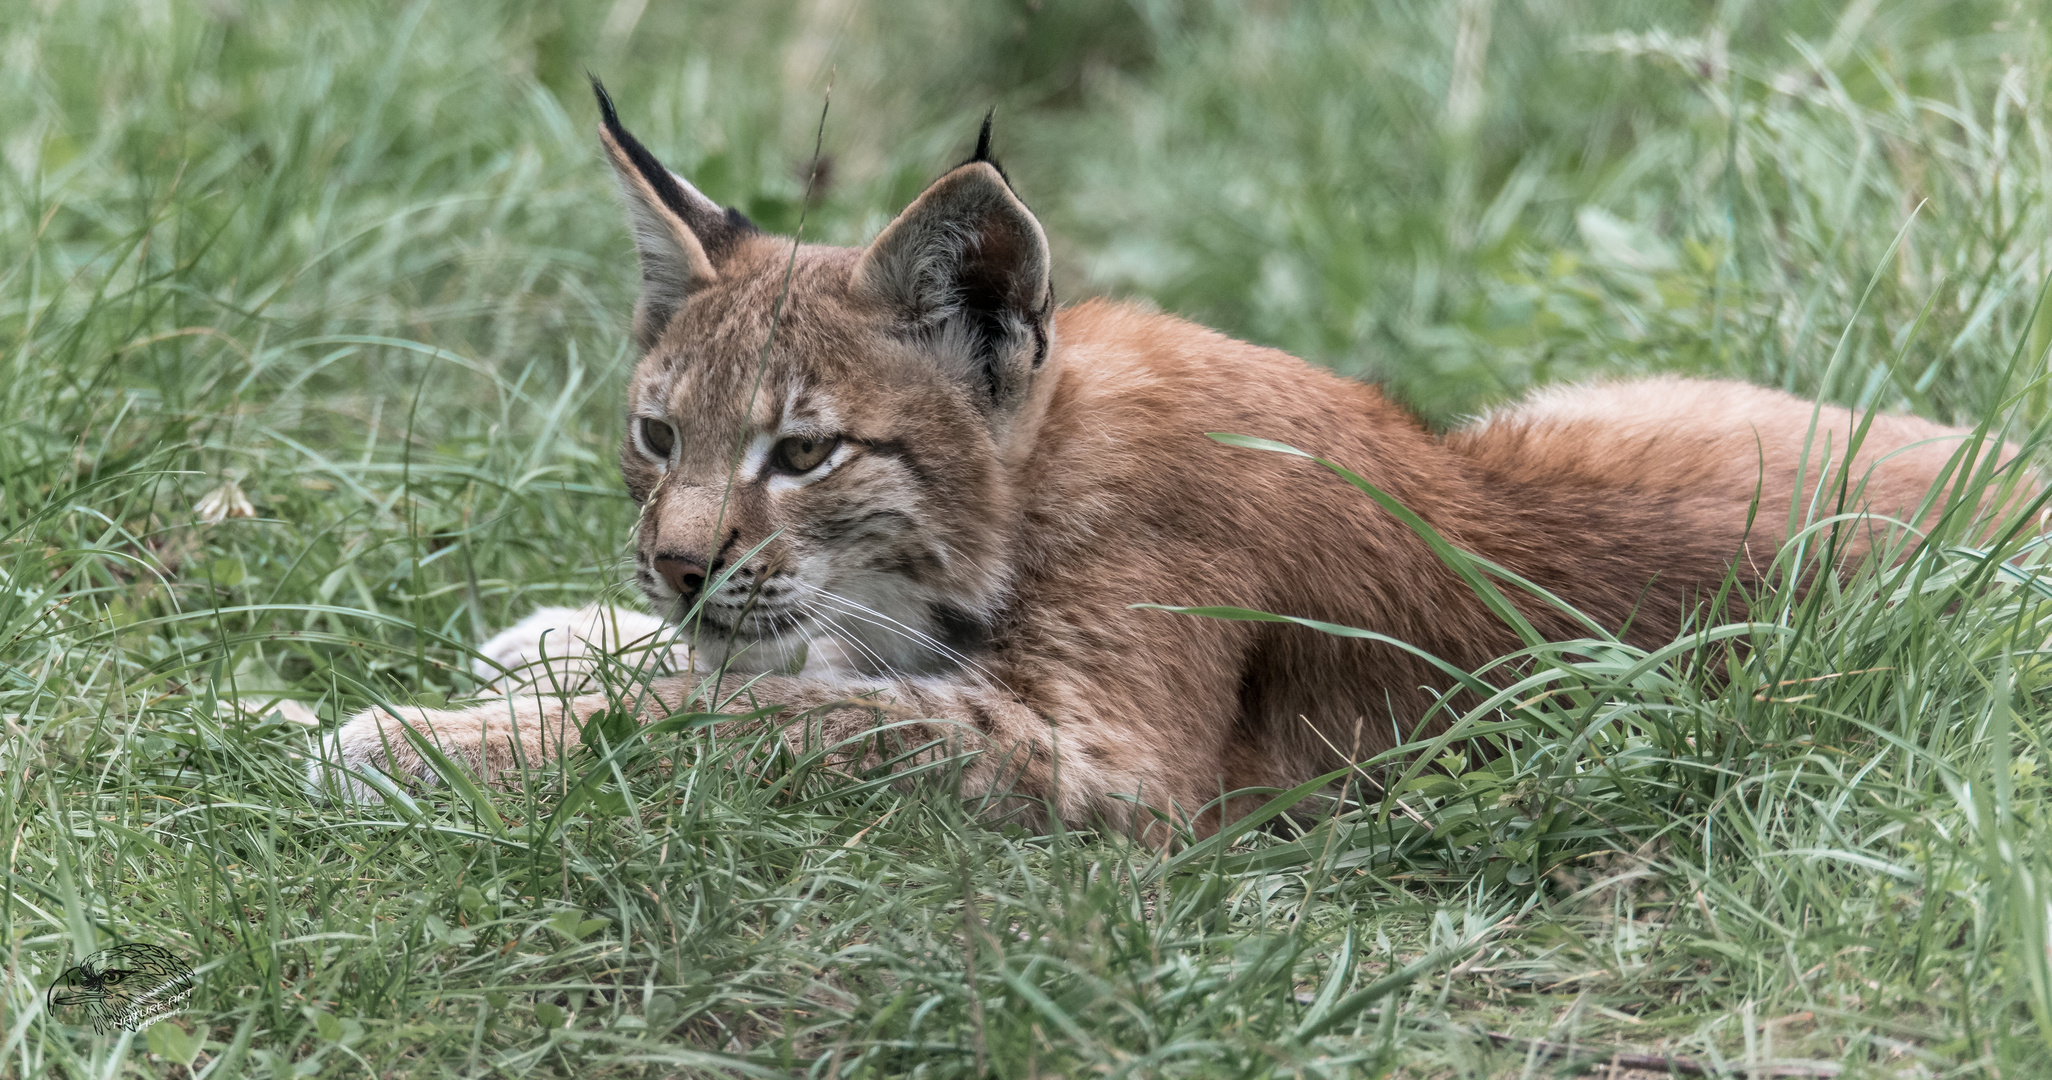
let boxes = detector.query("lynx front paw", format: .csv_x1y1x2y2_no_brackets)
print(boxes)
307,698,574,802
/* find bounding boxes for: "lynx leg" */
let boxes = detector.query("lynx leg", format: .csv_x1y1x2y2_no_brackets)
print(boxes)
309,670,1166,838
309,693,613,803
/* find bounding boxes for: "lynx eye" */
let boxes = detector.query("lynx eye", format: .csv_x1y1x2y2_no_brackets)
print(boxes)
771,434,839,474
638,417,676,461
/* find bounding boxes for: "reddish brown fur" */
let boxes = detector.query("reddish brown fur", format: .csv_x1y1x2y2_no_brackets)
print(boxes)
315,101,2025,842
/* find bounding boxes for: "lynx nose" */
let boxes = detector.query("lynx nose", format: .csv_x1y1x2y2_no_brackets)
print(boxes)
652,555,707,597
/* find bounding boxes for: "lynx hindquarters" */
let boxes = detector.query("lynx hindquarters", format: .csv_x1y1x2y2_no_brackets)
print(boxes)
308,87,2028,840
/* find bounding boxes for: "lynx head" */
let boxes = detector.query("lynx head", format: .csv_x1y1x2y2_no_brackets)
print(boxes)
595,82,1054,676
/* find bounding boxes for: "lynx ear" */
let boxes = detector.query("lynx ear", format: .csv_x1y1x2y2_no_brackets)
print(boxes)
851,118,1053,411
592,78,756,350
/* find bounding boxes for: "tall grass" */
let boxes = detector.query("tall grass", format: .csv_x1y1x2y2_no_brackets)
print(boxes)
5,0,2052,1075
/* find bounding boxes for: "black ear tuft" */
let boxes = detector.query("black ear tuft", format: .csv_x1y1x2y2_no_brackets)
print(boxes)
589,72,619,128
973,109,995,163
959,109,1009,183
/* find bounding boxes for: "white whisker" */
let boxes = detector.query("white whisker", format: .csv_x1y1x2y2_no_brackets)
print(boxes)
798,583,1007,688
808,587,977,664
796,598,910,681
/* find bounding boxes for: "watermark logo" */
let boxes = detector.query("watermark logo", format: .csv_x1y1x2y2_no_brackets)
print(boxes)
46,944,195,1033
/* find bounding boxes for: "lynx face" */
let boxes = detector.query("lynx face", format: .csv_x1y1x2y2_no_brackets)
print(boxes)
597,85,1053,676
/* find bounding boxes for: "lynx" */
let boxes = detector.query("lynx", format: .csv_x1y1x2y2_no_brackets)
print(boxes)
312,82,2020,837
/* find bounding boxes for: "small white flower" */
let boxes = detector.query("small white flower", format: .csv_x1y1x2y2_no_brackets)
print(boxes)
194,478,255,524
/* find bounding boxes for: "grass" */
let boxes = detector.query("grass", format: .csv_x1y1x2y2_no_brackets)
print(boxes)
5,0,2052,1075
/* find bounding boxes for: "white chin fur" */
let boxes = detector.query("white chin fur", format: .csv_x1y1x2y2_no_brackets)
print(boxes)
686,623,814,676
